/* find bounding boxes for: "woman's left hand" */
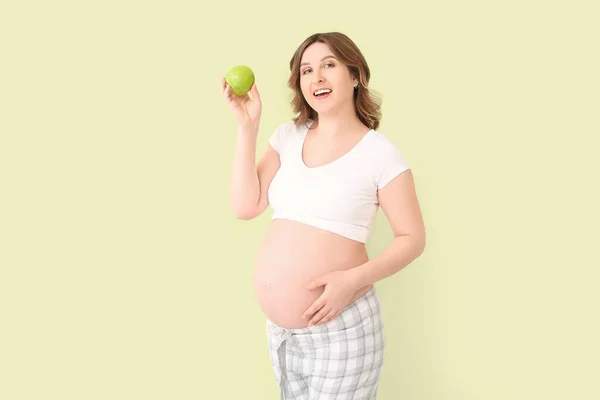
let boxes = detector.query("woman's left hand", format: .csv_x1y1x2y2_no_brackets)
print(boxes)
302,270,360,326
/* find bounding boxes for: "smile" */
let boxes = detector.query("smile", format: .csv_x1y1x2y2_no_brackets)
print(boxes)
313,88,332,97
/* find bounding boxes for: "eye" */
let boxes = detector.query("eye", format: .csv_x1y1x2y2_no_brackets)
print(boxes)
302,68,312,75
324,62,334,68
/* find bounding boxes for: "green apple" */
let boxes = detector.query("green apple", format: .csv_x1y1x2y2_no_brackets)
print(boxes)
225,65,255,96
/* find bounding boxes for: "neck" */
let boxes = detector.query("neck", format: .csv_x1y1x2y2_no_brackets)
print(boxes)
312,104,366,137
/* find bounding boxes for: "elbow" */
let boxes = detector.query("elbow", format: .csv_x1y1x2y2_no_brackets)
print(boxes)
230,197,255,220
231,204,260,220
231,197,267,220
393,233,426,258
405,232,426,256
417,239,426,256
235,212,257,220
416,232,426,255
232,209,257,220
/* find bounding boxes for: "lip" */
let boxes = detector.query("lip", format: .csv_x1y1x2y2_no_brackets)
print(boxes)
313,88,332,96
313,92,330,100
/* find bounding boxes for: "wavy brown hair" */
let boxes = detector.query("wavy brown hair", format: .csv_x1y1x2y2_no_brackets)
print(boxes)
287,32,382,130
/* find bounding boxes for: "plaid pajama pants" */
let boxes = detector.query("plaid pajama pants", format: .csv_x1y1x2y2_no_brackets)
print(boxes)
266,287,385,399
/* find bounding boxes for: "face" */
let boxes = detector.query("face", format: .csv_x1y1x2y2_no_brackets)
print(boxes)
299,42,358,116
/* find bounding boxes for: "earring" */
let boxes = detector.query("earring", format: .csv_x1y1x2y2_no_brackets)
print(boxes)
354,84,359,89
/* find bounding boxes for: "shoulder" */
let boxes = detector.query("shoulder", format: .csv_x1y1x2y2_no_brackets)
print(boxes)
367,129,400,150
269,120,304,139
366,130,408,158
268,121,292,153
268,119,310,153
365,130,411,188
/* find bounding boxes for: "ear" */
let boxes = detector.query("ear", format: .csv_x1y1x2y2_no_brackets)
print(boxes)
352,73,360,88
348,66,360,87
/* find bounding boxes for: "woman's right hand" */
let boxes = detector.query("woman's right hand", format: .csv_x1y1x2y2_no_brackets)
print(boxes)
221,77,262,134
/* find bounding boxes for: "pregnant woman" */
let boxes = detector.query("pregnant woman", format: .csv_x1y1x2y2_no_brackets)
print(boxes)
222,32,426,399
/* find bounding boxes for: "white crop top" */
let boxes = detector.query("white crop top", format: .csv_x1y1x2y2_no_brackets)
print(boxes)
267,120,410,243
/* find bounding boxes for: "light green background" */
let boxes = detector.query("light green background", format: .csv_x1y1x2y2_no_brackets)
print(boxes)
1,1,599,399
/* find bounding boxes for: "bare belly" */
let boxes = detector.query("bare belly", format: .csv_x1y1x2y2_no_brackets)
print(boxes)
253,219,373,329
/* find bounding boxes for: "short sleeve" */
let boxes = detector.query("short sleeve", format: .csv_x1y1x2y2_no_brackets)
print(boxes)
377,141,411,189
268,123,288,154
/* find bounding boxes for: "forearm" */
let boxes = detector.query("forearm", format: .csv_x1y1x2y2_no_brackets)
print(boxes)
230,128,260,216
348,235,426,288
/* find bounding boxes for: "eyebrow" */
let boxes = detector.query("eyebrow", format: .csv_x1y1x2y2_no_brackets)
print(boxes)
300,55,336,66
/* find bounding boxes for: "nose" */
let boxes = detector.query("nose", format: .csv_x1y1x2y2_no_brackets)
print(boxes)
312,70,325,84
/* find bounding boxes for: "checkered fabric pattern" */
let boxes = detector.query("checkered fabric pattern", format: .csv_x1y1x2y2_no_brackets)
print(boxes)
266,287,386,399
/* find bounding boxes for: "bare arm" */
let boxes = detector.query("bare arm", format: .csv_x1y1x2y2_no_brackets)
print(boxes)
221,77,279,219
230,129,280,219
347,169,426,286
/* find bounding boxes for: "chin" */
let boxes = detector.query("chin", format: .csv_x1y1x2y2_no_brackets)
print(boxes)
304,97,333,115
313,106,336,116
308,102,334,114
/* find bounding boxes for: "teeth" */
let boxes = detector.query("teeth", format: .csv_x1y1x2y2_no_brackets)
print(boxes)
314,89,332,96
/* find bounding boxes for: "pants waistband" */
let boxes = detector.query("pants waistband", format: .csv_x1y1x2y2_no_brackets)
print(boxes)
267,286,379,346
